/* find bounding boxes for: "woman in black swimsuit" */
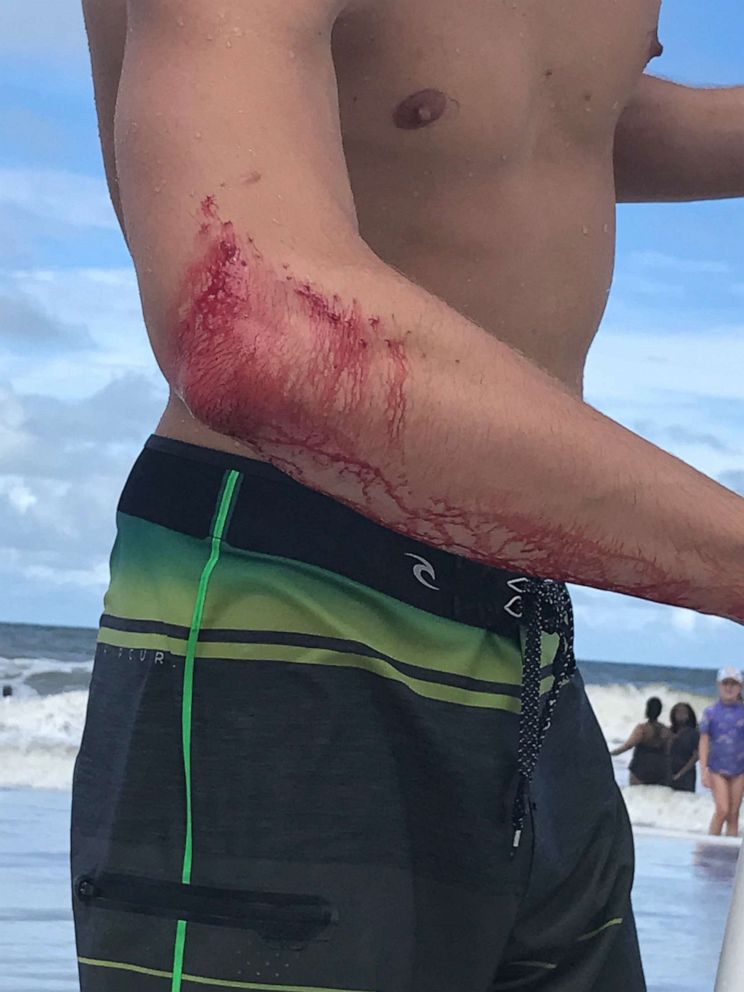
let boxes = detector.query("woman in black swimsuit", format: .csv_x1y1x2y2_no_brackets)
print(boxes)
611,697,672,785
668,702,699,793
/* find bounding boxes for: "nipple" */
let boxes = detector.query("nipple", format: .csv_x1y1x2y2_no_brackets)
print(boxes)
392,89,449,130
647,29,664,62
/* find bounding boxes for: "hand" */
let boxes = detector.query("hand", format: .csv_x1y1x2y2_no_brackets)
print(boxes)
702,767,711,789
672,771,681,782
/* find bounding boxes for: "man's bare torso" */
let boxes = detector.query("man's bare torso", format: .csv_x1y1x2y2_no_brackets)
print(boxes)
87,0,664,454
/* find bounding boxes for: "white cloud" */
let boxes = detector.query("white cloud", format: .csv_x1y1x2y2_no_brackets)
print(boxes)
0,169,117,231
21,561,111,591
0,373,166,605
3,266,157,399
0,375,166,478
671,610,697,635
6,481,37,513
0,280,94,350
587,328,744,404
0,387,29,455
585,325,744,488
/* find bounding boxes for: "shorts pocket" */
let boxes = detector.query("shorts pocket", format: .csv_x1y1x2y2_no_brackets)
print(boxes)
74,871,338,941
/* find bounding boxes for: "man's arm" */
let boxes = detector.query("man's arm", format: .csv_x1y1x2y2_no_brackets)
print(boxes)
615,74,744,202
81,0,128,237
117,0,744,620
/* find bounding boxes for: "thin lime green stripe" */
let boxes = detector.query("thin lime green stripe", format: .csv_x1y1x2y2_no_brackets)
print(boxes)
172,470,241,992
184,971,371,991
577,916,623,942
78,956,373,991
97,629,524,713
96,628,554,713
97,625,531,692
79,957,171,979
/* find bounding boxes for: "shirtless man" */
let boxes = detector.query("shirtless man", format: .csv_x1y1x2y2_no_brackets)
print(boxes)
71,1,744,989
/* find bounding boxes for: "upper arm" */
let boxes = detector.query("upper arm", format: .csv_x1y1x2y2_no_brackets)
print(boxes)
82,0,128,233
116,0,368,373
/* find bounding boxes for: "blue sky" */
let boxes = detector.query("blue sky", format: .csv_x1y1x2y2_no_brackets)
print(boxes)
0,0,743,669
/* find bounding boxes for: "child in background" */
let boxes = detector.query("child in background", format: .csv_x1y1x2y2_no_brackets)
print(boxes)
700,667,744,836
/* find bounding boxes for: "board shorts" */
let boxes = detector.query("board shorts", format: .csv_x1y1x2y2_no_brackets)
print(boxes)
71,435,646,992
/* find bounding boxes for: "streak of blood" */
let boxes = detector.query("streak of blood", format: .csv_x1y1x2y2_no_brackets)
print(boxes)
169,197,720,616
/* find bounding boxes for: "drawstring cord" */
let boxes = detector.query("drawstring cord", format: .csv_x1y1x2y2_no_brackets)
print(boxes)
511,578,577,852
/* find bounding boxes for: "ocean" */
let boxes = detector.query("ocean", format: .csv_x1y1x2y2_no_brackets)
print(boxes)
0,621,739,991
0,620,726,831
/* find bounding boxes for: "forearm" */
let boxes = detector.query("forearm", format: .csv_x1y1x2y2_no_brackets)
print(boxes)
115,21,744,617
699,737,710,769
174,208,744,620
675,752,699,778
615,76,744,202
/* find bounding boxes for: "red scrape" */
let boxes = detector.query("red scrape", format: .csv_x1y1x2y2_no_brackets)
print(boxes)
172,196,410,513
168,196,720,614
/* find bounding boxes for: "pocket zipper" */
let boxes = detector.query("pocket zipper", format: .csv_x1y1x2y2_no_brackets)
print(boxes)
75,872,337,941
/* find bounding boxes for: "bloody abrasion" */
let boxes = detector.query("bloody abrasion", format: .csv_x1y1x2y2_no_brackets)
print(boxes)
173,196,409,484
170,198,722,616
175,197,403,436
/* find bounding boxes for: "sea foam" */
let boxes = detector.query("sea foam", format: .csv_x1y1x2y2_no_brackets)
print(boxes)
0,691,88,790
0,677,728,838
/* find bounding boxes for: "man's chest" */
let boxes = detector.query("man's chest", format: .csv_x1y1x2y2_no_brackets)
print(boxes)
332,0,664,160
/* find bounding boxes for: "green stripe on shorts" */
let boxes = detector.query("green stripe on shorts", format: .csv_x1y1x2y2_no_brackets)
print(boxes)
78,957,374,992
99,512,560,715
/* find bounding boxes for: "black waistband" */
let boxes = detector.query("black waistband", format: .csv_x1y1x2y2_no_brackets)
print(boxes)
119,435,538,637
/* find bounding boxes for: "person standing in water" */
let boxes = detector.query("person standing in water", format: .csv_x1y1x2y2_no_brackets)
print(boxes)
668,703,699,793
700,668,744,837
611,697,671,786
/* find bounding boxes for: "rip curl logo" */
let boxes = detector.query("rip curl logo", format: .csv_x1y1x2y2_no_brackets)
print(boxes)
504,576,528,618
404,553,439,591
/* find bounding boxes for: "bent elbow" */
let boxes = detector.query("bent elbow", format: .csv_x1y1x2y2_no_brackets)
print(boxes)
168,201,304,442
168,199,406,452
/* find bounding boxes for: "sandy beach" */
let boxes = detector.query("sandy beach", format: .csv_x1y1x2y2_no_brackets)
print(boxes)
0,787,738,992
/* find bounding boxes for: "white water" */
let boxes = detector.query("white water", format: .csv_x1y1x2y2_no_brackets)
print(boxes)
0,690,88,789
0,678,727,838
586,681,713,750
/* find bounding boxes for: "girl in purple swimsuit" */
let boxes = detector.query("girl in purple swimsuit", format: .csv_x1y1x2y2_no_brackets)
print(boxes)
700,666,744,836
